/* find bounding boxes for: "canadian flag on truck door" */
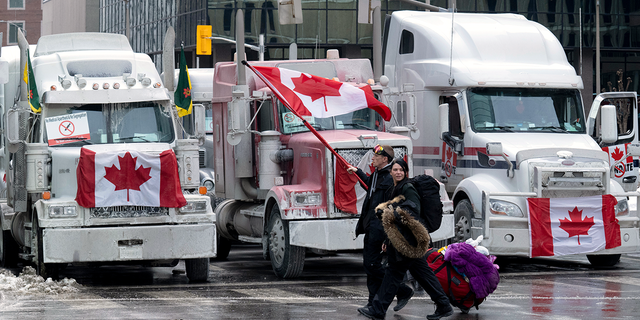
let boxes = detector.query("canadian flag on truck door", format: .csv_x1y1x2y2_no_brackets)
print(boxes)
527,195,621,257
76,148,186,208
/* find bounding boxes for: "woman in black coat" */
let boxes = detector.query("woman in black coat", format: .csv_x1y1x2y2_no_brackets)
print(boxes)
359,159,453,320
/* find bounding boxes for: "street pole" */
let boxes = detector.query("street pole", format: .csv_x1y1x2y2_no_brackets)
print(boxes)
596,0,600,94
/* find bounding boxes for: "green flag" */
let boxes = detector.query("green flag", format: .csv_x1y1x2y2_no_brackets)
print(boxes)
174,47,192,117
23,49,41,113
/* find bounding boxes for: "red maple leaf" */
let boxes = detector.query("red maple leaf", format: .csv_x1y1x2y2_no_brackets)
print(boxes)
611,147,624,161
183,88,191,98
104,152,152,201
446,147,453,160
558,206,595,245
291,74,342,110
29,90,33,99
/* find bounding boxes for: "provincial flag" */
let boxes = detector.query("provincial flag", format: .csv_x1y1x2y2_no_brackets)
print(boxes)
76,147,186,208
252,65,392,121
527,195,621,257
174,47,192,117
334,151,374,214
23,48,41,113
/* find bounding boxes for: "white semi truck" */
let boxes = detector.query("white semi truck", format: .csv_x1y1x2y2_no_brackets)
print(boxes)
0,31,216,281
380,10,640,266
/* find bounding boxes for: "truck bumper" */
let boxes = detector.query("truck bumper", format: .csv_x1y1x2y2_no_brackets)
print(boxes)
42,223,216,263
485,226,640,256
289,219,363,250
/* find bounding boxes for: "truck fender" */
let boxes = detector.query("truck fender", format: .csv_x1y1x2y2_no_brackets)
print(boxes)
452,173,514,216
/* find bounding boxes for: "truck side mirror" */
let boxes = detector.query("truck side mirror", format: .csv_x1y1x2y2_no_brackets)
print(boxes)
6,109,20,153
439,103,449,139
192,104,206,145
601,104,618,144
486,142,503,156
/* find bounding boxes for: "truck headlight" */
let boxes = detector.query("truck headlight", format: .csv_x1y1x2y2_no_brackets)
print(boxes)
292,192,322,206
179,200,208,214
615,199,629,216
49,205,78,218
202,179,214,191
489,199,524,217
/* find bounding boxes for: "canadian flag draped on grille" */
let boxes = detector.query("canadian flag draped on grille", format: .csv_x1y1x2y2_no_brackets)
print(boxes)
527,195,621,257
251,65,392,121
76,147,186,208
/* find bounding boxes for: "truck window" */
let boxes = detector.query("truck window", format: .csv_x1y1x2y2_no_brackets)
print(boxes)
276,100,384,134
43,101,174,146
467,88,585,134
399,30,414,55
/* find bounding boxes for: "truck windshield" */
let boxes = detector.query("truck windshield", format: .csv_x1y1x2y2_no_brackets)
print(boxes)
467,88,585,133
277,101,384,134
43,101,174,146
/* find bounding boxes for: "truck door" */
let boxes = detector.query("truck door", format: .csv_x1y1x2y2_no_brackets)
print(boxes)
587,92,639,191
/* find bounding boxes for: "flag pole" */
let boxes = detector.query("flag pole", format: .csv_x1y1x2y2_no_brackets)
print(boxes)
241,60,368,190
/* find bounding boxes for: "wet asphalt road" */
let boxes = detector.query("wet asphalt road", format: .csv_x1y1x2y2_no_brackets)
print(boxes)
1,245,640,319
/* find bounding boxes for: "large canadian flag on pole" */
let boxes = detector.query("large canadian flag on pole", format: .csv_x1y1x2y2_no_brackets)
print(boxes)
252,65,392,121
527,195,621,257
76,147,186,208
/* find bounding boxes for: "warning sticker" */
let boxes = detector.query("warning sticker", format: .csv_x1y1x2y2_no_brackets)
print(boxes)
45,112,91,146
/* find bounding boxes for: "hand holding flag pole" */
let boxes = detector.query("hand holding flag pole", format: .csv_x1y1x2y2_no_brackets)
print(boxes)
242,60,370,190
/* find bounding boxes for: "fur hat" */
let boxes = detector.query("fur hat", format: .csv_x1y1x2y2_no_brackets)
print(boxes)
378,195,431,259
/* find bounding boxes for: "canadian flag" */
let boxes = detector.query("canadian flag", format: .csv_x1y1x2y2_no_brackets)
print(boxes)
527,195,621,257
252,65,392,121
76,147,186,208
334,151,374,214
602,144,631,178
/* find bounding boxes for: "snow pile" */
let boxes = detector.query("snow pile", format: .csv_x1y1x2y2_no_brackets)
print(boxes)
0,266,81,294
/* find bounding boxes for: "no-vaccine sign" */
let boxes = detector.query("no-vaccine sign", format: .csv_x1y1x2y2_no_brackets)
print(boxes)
45,112,91,145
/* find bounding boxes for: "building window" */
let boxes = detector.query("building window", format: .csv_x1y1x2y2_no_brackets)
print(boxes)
7,22,24,44
9,0,25,9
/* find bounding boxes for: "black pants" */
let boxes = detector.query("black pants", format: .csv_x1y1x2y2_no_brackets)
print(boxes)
371,246,450,316
363,220,413,304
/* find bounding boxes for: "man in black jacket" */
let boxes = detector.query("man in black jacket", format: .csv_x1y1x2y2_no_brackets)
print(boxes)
348,145,414,312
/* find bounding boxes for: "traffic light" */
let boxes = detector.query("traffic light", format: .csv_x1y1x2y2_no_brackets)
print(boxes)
196,25,212,55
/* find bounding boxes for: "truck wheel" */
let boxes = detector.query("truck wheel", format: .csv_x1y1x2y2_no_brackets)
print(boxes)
268,207,305,278
453,199,473,243
1,230,20,268
185,258,210,282
34,219,59,280
587,254,621,267
215,235,231,260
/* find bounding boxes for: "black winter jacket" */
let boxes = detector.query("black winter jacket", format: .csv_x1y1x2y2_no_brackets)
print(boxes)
354,164,393,236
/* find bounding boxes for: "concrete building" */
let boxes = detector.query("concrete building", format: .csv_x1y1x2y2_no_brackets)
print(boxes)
0,0,42,47
41,0,100,36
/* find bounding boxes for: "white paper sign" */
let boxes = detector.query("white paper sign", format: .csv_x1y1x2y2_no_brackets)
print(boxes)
45,112,91,146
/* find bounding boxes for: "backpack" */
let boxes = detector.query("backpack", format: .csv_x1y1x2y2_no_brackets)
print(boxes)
425,248,485,312
408,174,443,233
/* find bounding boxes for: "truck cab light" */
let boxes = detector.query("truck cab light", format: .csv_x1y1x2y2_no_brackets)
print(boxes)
367,78,375,85
50,85,57,91
43,191,51,200
103,83,110,89
113,83,120,89
93,83,99,90
199,186,207,195
153,82,161,88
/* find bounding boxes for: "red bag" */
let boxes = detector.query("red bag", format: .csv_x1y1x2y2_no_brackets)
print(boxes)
426,248,484,312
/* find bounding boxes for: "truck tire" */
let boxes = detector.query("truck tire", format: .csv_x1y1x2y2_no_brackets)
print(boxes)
215,235,231,260
453,199,473,243
1,230,20,268
267,206,305,278
185,258,210,282
34,219,59,280
586,254,621,267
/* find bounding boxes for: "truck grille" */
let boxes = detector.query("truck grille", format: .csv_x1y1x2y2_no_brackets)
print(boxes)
529,161,607,198
337,147,408,167
90,206,169,218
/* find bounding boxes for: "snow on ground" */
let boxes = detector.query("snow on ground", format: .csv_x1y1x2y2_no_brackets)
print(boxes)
0,266,81,295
